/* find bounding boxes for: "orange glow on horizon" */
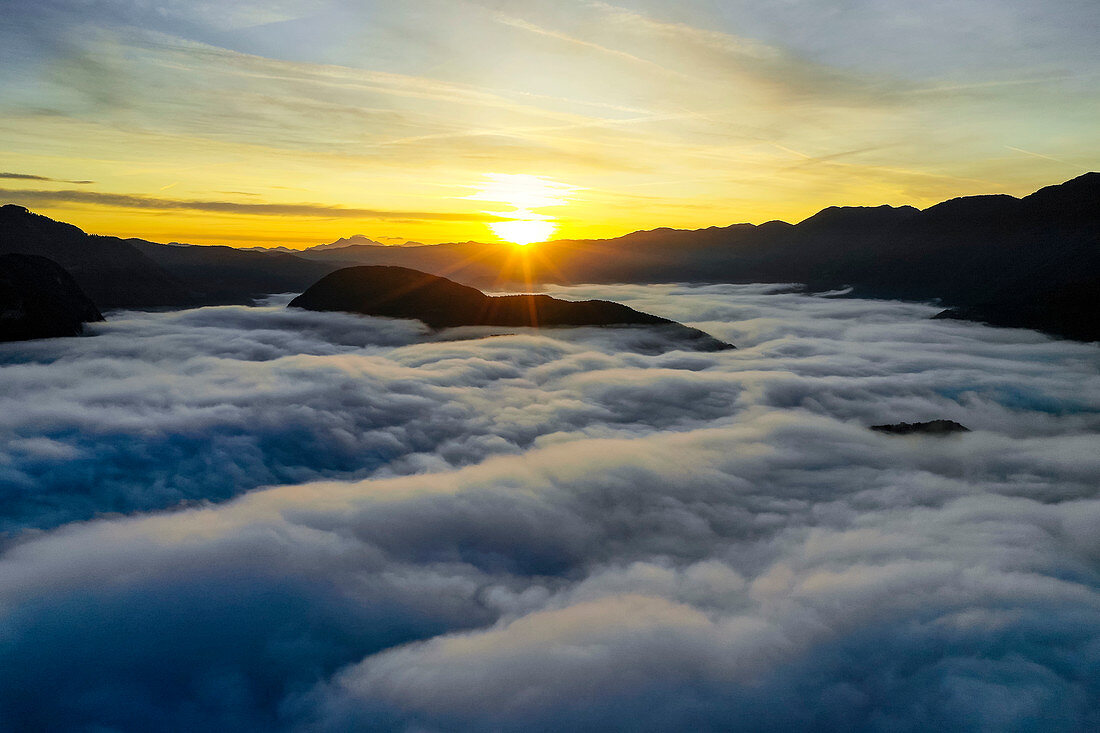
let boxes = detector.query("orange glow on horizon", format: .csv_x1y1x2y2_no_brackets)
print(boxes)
490,217,555,245
469,174,574,246
1,0,1091,252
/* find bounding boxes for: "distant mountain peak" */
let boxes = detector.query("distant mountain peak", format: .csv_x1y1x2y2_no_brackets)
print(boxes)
310,234,388,250
797,203,920,228
919,193,1019,218
1022,171,1100,216
1049,171,1100,189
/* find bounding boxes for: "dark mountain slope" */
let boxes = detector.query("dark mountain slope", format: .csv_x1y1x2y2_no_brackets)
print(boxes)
0,205,346,309
3,173,1096,339
291,205,924,288
294,174,1099,340
0,254,103,342
0,205,192,308
854,176,1100,339
289,266,733,351
129,240,341,303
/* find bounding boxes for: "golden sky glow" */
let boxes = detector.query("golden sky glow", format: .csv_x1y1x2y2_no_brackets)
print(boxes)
1,1,1097,248
470,174,574,244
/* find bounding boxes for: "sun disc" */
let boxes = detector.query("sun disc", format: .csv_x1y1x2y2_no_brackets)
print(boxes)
469,173,575,245
490,219,555,246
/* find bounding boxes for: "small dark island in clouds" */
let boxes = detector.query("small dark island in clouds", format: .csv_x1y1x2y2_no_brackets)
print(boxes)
1,1,1099,731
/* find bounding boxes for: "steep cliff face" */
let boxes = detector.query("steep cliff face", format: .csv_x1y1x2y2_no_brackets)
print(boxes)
0,205,193,309
0,205,343,309
0,254,104,342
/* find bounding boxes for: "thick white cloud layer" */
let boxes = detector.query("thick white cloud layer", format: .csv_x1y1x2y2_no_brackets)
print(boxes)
0,285,1098,730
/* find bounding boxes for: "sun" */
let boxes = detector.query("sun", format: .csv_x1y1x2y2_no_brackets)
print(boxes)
489,217,555,246
466,174,576,246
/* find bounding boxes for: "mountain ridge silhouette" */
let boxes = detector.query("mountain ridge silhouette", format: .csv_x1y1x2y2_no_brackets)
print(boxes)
2,173,1097,340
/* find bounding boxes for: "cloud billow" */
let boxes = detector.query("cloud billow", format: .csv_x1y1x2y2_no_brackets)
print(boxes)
0,284,1098,730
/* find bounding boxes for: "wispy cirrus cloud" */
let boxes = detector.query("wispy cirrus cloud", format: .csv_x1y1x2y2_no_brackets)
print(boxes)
0,172,93,184
0,188,513,222
1,0,1096,245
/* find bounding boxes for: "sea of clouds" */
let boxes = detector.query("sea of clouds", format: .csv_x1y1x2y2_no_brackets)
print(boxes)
1,284,1098,731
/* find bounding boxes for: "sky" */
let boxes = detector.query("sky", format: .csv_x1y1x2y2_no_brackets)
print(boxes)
1,286,1099,729
1,0,1098,247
